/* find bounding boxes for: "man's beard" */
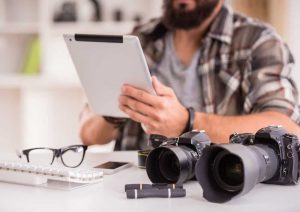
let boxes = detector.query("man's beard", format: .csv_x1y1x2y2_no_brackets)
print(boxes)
162,0,220,30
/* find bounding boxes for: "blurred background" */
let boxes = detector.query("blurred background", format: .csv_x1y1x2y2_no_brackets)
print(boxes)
0,0,299,153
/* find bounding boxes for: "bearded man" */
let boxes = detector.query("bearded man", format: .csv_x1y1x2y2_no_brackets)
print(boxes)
79,0,300,150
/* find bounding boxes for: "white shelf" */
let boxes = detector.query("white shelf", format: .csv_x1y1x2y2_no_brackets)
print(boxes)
49,21,136,35
0,23,39,34
0,74,81,89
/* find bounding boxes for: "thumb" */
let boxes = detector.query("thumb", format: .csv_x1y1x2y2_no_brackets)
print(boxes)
152,76,172,96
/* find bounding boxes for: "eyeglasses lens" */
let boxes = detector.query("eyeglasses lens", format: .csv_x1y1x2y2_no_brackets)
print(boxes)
28,149,54,165
61,146,85,168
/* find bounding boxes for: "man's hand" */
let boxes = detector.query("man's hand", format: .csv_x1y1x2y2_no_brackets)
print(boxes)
119,76,189,137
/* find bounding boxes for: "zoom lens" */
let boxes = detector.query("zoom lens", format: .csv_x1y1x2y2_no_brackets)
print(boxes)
195,144,279,203
158,150,180,182
212,152,244,192
146,146,197,184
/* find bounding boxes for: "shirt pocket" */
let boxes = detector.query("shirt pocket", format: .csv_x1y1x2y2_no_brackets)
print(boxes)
215,58,244,115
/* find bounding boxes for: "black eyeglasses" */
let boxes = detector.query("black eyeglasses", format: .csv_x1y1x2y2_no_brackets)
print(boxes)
17,145,88,168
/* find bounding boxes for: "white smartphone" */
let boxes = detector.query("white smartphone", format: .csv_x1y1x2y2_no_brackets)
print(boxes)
94,161,132,175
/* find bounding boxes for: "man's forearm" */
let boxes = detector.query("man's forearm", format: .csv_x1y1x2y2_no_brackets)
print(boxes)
80,116,119,145
194,111,300,143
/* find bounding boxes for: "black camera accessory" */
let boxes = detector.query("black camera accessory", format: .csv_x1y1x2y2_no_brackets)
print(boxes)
229,133,255,145
182,107,195,133
126,188,186,199
113,9,124,22
138,135,175,169
195,125,300,203
149,134,169,148
125,183,183,191
53,1,77,22
90,0,102,21
146,130,211,184
137,150,151,168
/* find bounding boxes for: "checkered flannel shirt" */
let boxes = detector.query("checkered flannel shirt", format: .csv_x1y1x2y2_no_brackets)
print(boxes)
114,5,300,150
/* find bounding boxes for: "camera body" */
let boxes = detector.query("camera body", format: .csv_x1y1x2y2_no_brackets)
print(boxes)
230,126,300,185
146,130,211,184
172,130,211,158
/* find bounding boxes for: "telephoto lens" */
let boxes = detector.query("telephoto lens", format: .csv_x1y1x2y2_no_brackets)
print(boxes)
195,143,278,203
195,126,300,203
146,131,211,184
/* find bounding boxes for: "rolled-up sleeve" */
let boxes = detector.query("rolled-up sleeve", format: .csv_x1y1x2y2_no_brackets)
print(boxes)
243,30,300,124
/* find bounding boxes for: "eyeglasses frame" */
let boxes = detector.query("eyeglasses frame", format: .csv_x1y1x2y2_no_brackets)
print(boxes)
18,145,88,168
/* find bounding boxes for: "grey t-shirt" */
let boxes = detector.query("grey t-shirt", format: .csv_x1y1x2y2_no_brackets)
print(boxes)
155,32,202,111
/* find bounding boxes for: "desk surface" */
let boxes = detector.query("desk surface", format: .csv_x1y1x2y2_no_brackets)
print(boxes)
0,151,299,212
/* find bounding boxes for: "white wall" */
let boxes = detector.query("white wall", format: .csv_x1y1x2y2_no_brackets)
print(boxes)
0,89,20,152
287,0,300,98
20,87,84,149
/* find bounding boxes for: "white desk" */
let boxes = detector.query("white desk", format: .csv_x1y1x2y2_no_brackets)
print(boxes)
0,151,299,212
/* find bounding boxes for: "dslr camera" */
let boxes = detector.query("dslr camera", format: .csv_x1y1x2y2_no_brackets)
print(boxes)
195,126,300,203
146,130,211,184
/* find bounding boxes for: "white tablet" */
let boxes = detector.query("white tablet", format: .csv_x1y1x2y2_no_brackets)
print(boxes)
64,34,155,117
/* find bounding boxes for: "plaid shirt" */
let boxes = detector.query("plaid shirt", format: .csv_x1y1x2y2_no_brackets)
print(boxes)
115,5,300,150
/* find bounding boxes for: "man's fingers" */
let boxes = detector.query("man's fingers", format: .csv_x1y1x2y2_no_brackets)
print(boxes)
121,85,158,106
119,96,161,121
119,104,152,126
152,76,173,96
121,77,174,107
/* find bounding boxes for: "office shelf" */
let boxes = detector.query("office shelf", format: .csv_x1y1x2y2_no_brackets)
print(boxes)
0,23,39,34
0,74,81,89
0,0,162,153
49,21,136,35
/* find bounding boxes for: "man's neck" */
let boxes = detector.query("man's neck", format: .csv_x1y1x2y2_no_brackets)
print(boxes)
173,0,224,65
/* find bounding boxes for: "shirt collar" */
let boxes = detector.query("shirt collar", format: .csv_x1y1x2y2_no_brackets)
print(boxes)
207,4,234,45
136,4,234,65
141,4,234,45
